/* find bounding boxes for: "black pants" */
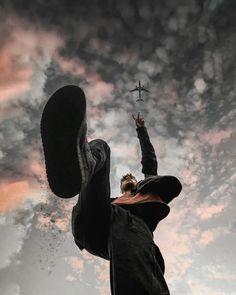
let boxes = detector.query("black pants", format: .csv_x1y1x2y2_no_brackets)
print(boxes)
71,141,170,295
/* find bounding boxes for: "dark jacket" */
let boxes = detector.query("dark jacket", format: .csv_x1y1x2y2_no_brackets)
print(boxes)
110,125,157,205
135,125,158,178
108,126,171,294
133,126,182,204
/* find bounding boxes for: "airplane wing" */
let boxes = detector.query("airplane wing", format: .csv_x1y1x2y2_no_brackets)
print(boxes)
130,88,138,92
142,88,150,93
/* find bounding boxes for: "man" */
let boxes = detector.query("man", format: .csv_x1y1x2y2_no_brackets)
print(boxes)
41,85,182,295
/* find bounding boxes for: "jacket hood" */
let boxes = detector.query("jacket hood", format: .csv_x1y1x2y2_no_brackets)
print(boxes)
135,175,182,204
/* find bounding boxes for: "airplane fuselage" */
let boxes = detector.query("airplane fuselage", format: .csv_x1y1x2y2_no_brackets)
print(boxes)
130,80,149,101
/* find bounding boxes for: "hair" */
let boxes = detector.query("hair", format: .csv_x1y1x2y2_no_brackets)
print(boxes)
120,173,137,184
120,173,137,193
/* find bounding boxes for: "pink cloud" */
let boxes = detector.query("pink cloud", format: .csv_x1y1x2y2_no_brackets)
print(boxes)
189,279,228,295
197,227,228,246
180,168,198,187
93,256,109,293
96,286,110,295
198,128,236,146
207,270,236,281
155,207,197,279
25,150,46,180
0,47,33,102
154,200,230,282
80,251,95,262
36,213,70,232
94,261,109,282
0,15,63,103
158,224,228,283
0,14,114,110
35,189,74,231
195,203,227,220
55,53,114,105
36,215,51,230
66,256,84,273
0,180,33,213
55,55,87,77
198,230,215,246
84,81,114,106
54,217,69,231
112,144,138,160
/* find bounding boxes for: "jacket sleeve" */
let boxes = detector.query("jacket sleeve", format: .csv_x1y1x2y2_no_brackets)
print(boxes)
136,126,158,178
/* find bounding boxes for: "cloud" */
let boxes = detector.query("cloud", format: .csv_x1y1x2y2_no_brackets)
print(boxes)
0,282,21,295
197,128,236,146
94,260,109,283
35,197,75,233
180,168,198,188
0,1,236,295
36,215,70,232
188,279,228,295
155,203,230,282
84,81,114,106
64,253,109,293
0,15,64,190
0,46,33,103
204,264,236,281
0,222,26,270
0,202,35,271
65,256,84,273
0,181,34,213
195,203,227,220
111,143,138,160
194,78,207,93
0,14,63,104
65,275,77,282
154,201,197,272
197,227,229,246
96,287,110,295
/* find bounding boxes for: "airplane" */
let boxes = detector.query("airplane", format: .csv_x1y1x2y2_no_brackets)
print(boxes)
130,80,150,101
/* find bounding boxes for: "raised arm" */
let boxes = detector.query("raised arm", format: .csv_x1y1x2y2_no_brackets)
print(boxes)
132,113,158,178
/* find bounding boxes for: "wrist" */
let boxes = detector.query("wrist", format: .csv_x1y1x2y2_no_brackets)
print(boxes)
136,125,145,130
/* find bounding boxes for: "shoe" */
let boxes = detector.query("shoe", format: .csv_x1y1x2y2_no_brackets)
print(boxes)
40,85,96,198
88,139,110,174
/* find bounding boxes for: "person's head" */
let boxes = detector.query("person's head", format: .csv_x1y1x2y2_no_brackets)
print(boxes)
120,173,138,193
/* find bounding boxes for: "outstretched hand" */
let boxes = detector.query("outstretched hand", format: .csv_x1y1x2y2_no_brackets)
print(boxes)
132,112,145,128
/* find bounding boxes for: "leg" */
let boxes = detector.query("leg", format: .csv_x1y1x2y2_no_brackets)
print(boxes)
110,205,170,295
72,139,111,259
41,85,111,258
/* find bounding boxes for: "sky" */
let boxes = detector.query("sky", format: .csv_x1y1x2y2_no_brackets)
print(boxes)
0,0,236,294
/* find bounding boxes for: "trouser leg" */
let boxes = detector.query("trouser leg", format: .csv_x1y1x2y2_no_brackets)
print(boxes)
41,85,111,257
110,205,170,295
72,139,111,259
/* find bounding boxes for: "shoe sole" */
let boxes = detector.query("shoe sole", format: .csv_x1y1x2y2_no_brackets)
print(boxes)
40,85,86,198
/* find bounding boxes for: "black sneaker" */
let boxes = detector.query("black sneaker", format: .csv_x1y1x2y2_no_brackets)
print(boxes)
40,85,96,198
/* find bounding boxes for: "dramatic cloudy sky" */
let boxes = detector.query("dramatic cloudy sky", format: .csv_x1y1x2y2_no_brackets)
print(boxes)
0,0,236,294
